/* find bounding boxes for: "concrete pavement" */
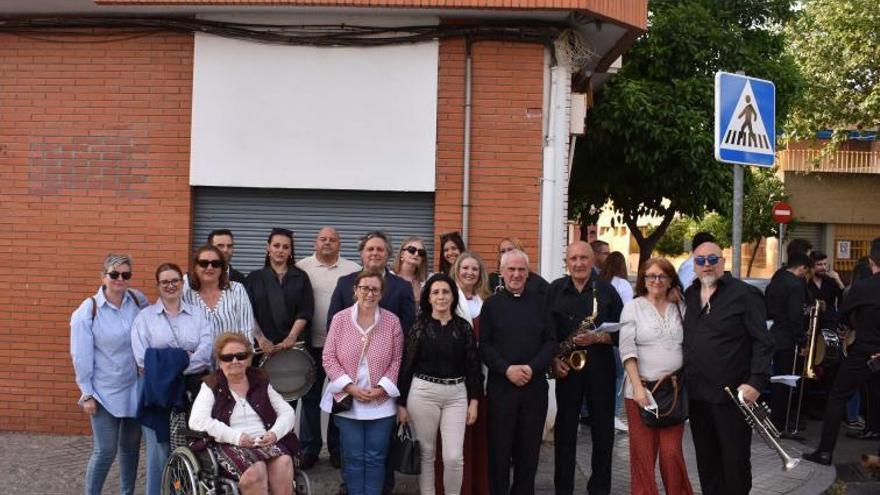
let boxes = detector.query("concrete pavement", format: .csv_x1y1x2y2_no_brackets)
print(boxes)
3,416,877,494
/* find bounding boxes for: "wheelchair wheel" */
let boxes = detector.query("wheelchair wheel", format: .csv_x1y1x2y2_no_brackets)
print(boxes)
294,469,312,495
162,447,203,495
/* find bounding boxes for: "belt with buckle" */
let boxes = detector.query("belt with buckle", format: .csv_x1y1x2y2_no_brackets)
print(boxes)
415,374,465,385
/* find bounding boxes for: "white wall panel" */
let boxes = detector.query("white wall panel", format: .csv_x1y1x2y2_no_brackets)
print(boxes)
191,31,438,191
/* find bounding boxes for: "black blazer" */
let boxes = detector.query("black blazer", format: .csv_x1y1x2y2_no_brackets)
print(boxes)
327,270,416,334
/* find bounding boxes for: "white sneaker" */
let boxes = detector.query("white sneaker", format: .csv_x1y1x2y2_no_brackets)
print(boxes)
614,416,628,432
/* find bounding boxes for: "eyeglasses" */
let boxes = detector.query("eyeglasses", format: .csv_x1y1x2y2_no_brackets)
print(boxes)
196,259,223,269
356,285,382,295
644,274,670,283
107,271,132,280
404,246,427,257
158,278,181,287
218,352,251,363
694,255,721,267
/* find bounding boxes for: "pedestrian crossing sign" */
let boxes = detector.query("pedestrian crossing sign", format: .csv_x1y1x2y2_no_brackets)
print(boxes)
714,71,776,167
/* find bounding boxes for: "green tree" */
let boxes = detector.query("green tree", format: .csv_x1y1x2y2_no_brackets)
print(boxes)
570,0,801,266
740,168,787,275
785,0,880,144
652,216,694,257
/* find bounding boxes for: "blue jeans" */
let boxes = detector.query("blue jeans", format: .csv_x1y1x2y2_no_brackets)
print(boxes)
142,425,170,495
85,402,141,495
334,415,396,495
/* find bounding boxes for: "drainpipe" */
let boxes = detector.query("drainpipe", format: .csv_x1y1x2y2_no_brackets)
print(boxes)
461,40,473,244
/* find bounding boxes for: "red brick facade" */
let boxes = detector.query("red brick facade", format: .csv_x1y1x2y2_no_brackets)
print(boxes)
0,31,546,434
0,32,194,434
434,39,546,272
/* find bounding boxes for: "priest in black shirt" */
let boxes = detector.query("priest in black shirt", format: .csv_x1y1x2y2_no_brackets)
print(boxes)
479,248,555,495
547,241,623,495
682,241,773,495
805,237,880,465
765,252,812,431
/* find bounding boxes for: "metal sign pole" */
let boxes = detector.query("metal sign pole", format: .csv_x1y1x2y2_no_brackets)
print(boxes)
777,222,785,269
732,164,743,278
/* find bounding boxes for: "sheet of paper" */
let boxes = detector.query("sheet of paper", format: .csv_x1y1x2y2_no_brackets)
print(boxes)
770,375,801,388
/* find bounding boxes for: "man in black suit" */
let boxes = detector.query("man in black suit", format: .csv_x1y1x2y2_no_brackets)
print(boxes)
327,230,414,495
327,230,415,331
207,229,247,283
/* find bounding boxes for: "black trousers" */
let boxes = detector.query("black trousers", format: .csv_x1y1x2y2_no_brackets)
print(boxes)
689,399,752,495
817,350,880,453
487,376,548,495
300,346,341,457
554,349,616,495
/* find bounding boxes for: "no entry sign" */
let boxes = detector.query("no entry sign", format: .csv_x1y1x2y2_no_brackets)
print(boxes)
772,202,793,224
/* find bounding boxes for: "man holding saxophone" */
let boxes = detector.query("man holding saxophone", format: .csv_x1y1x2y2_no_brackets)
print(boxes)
548,241,623,495
682,241,774,495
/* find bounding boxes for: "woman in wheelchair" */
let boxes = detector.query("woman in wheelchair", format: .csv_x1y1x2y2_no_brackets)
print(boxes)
189,332,298,495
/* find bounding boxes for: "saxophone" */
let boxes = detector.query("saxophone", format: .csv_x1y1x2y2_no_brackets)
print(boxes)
553,283,599,373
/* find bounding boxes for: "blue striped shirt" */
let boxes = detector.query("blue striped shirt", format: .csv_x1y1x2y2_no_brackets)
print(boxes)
70,287,147,418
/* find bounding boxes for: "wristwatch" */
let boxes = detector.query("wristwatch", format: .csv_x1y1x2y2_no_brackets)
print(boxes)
78,394,94,406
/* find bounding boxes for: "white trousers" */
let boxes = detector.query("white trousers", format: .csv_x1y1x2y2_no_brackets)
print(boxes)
406,377,468,495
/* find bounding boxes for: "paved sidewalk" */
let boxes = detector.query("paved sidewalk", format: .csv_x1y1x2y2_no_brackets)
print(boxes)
3,416,877,494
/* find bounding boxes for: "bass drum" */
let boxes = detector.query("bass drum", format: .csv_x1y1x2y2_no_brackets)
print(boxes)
814,329,841,368
259,346,317,401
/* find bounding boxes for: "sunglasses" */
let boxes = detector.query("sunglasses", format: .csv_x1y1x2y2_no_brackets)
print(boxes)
404,246,427,257
218,352,251,363
107,271,132,280
196,259,223,269
694,255,721,266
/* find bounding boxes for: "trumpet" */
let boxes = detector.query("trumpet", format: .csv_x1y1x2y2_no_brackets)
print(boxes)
724,386,800,471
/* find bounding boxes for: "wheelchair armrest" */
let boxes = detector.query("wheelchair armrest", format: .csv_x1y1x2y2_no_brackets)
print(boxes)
184,428,211,439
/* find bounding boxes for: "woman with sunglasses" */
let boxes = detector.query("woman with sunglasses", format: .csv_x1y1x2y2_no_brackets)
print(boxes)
322,270,404,495
439,231,466,276
398,273,482,495
131,262,213,495
184,244,256,343
189,332,298,495
245,228,314,356
392,236,430,310
71,253,148,495
618,258,693,495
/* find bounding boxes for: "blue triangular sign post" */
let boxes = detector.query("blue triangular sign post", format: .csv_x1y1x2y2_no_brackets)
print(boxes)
714,72,776,167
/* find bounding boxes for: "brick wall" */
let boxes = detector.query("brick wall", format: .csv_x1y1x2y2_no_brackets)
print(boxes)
0,31,194,434
434,39,546,273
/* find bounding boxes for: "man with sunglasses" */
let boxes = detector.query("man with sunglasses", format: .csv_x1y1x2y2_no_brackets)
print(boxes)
296,227,361,470
327,230,415,494
681,242,773,495
677,231,716,290
207,229,247,284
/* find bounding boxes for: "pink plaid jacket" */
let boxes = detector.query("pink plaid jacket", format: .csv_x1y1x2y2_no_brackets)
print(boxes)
323,306,403,405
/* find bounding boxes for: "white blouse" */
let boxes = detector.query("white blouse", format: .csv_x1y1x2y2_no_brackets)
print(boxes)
188,382,295,447
618,297,685,399
183,280,255,343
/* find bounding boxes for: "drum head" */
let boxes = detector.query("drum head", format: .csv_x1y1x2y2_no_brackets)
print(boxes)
259,348,316,401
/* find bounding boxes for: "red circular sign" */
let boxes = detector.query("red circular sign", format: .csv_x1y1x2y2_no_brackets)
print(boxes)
772,201,793,224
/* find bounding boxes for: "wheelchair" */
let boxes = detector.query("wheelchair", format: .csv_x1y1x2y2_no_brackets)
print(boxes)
161,430,312,495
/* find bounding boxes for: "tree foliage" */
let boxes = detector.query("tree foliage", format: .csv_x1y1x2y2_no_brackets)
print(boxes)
785,0,880,143
570,0,801,265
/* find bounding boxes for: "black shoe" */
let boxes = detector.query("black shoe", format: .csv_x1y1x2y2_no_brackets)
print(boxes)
846,430,880,440
803,450,832,466
337,483,348,495
300,453,318,470
330,452,342,468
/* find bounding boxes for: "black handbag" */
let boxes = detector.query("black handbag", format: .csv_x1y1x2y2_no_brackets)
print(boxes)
331,394,353,414
639,369,688,428
388,422,421,475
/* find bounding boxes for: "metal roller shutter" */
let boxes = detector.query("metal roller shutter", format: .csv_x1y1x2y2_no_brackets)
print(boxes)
787,222,824,255
193,187,435,275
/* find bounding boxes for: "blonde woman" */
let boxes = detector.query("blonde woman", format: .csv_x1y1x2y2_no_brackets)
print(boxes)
392,235,430,310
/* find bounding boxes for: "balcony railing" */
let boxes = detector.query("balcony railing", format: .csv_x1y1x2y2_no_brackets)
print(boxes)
777,149,880,174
